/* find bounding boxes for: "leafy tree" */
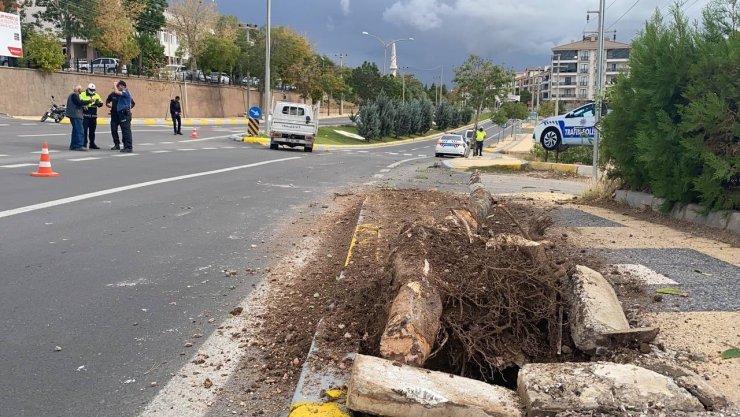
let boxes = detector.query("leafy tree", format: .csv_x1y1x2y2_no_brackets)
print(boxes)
394,102,413,138
418,97,435,134
24,30,64,71
454,54,514,128
602,1,739,210
502,102,529,120
407,100,422,135
244,26,313,90
539,101,556,117
519,89,532,106
168,0,219,70
356,101,381,140
461,107,474,124
133,0,166,35
197,34,240,73
0,0,17,12
348,61,383,103
375,91,397,138
435,102,456,131
131,33,165,75
92,0,142,64
33,0,97,62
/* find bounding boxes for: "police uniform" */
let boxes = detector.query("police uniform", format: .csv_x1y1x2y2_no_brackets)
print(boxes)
80,84,103,149
475,129,487,156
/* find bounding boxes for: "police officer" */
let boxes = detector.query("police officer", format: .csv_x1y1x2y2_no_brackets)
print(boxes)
111,80,134,153
106,82,135,150
169,96,182,135
80,83,103,149
475,127,486,157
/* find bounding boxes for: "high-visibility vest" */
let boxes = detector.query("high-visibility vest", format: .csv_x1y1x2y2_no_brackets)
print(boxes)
476,130,486,141
80,91,102,109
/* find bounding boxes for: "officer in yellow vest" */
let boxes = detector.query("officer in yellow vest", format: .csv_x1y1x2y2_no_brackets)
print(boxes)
474,127,486,156
80,83,104,149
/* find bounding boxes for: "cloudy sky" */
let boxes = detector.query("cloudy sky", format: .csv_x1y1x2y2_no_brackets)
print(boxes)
215,0,710,85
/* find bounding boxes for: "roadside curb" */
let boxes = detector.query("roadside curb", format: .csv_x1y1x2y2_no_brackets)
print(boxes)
615,190,740,234
441,158,528,171
27,117,251,126
285,199,374,417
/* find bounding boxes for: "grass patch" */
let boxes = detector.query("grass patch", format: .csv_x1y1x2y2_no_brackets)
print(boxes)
528,143,593,165
581,176,621,202
415,174,429,180
464,165,523,173
315,125,445,145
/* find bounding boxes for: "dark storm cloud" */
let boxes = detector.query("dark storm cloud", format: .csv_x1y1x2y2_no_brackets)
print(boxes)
214,0,709,85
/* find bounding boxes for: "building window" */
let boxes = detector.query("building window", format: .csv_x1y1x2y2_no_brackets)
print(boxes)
580,63,589,73
580,76,588,87
580,88,588,98
580,51,589,61
607,48,630,59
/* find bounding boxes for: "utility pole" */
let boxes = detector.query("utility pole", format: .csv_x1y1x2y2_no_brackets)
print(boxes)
335,53,347,115
588,0,606,180
265,0,272,133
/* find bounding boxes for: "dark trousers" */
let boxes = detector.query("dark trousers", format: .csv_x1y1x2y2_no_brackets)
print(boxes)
171,112,181,134
83,117,97,147
475,141,484,156
69,118,84,149
110,116,121,146
118,110,133,150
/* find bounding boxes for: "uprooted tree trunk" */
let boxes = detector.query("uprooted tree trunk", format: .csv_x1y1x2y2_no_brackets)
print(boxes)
379,172,495,367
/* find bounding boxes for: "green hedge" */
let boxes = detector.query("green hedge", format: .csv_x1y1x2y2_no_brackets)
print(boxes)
602,2,739,211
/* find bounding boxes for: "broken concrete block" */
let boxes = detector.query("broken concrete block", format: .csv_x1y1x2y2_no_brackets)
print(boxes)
601,327,660,346
347,354,523,417
564,265,630,352
676,375,729,411
518,362,705,416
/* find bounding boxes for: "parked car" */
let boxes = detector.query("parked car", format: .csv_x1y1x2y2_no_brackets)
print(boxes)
240,76,259,87
435,134,468,158
159,64,185,80
209,72,230,84
462,129,475,146
183,69,206,82
533,102,598,151
80,58,127,74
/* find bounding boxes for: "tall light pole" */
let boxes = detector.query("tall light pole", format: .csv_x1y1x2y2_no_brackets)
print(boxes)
265,0,272,131
361,31,414,75
588,0,606,180
334,53,348,115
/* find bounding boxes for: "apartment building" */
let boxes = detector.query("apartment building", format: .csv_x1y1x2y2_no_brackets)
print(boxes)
513,67,551,107
550,35,630,105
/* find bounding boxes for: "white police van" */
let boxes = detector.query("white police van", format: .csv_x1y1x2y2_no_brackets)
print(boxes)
533,102,597,151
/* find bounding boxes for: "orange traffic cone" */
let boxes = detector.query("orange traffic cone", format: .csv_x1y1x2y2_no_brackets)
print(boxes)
191,127,199,139
31,142,60,178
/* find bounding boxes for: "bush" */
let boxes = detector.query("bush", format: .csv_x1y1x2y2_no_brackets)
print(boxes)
435,102,457,131
461,107,473,124
529,144,593,165
356,102,381,140
25,31,64,72
602,2,739,210
375,91,397,138
394,102,413,138
418,98,434,135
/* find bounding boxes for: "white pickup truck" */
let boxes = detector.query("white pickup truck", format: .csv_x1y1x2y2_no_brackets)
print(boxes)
269,102,318,152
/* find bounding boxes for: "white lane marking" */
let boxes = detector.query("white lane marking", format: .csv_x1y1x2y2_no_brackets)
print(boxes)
220,146,236,149
21,123,38,126
357,150,368,153
0,154,8,157
0,157,301,220
403,153,413,156
138,143,154,146
387,152,399,155
160,141,174,144
0,123,9,127
613,264,679,285
177,134,233,143
31,150,60,154
113,153,138,157
373,174,385,178
68,157,101,162
177,148,196,151
150,150,171,154
201,147,218,150
387,156,430,169
379,169,390,173
417,154,427,157
19,133,68,137
0,163,36,168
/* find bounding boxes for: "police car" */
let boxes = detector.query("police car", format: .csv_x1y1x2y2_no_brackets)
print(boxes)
533,102,597,151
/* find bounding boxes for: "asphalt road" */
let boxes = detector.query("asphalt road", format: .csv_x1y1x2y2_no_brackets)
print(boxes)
0,116,501,417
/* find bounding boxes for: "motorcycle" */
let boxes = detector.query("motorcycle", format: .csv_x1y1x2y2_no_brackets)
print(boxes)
41,96,66,123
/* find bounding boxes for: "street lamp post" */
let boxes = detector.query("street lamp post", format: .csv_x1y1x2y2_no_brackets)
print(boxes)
588,0,607,180
361,31,414,76
334,53,348,115
265,0,272,132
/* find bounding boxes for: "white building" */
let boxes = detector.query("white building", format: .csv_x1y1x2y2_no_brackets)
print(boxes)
549,35,631,105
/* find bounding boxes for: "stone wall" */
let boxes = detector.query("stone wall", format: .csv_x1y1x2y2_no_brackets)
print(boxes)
0,67,351,119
